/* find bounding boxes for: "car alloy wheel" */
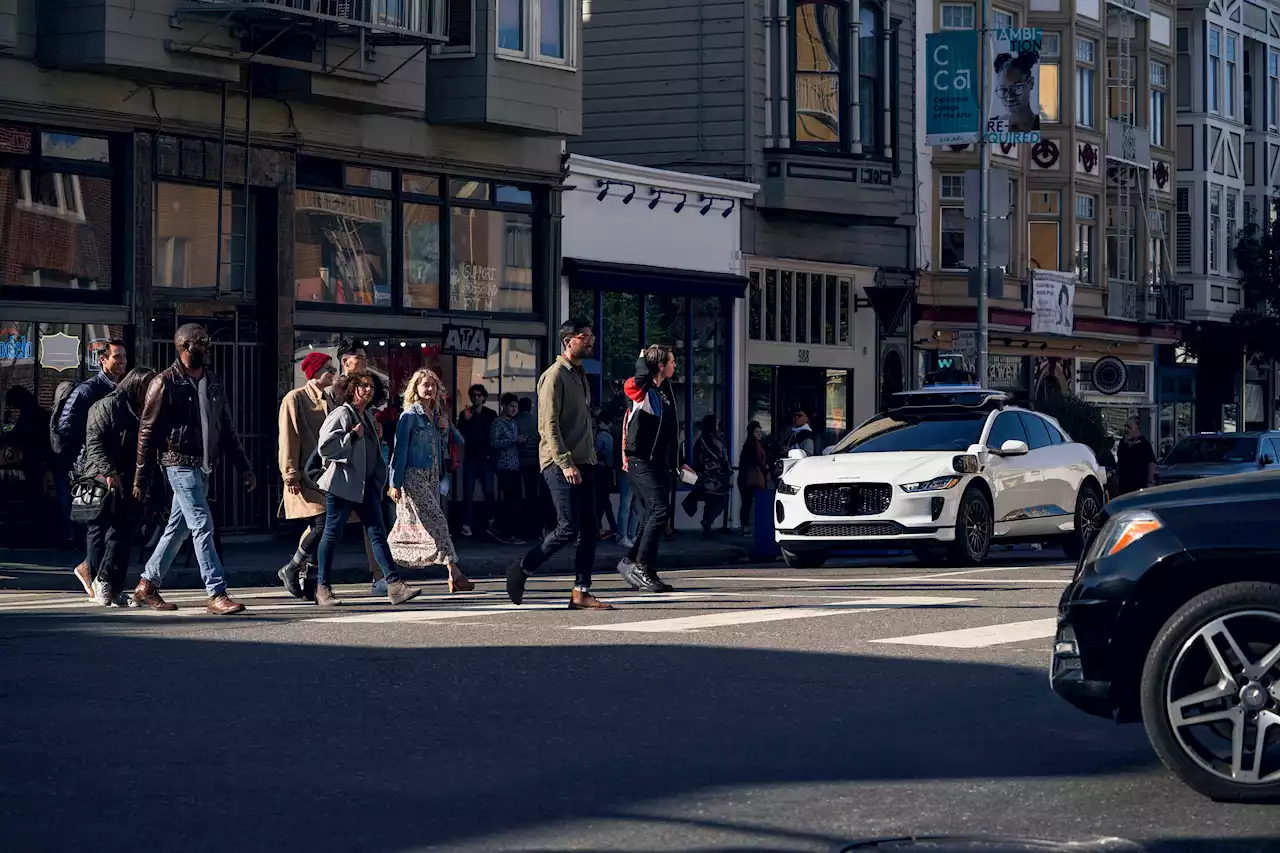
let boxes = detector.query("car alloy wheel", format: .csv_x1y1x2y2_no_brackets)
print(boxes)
1063,483,1103,561
1141,582,1280,800
949,488,992,566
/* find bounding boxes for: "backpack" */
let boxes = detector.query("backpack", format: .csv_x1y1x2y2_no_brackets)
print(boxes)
48,380,79,460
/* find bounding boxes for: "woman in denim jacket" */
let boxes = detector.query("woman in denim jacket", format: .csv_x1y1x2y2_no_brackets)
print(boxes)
387,368,474,592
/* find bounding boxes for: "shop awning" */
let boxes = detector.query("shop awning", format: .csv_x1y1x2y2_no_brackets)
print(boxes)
562,257,749,299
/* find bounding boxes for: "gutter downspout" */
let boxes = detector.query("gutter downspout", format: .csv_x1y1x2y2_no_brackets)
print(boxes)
882,0,893,159
778,0,791,147
765,9,774,148
850,0,862,154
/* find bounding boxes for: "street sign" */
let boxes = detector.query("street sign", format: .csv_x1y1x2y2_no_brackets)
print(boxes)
925,31,981,146
984,27,1043,145
964,169,1009,219
964,218,1009,268
440,324,488,358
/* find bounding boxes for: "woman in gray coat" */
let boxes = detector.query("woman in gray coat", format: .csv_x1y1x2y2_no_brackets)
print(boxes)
314,370,421,607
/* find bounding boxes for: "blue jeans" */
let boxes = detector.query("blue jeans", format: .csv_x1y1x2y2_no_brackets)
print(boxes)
142,466,227,597
617,471,642,540
461,459,496,527
316,482,399,587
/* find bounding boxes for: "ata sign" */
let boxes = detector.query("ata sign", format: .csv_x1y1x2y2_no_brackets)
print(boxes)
440,324,488,358
925,31,981,145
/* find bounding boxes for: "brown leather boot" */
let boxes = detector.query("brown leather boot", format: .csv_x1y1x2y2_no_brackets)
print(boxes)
73,562,93,597
132,579,178,611
316,584,343,607
206,594,246,615
569,589,614,610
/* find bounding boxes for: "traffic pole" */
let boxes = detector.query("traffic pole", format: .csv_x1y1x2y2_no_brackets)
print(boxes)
976,0,990,388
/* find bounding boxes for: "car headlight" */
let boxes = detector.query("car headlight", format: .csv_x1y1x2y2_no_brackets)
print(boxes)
900,476,962,493
776,480,799,495
1086,509,1164,562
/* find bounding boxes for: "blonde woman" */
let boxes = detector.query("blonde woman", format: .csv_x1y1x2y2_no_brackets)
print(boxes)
387,368,474,592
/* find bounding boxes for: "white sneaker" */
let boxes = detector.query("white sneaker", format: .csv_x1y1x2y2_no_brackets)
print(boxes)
92,580,111,607
617,537,635,549
370,579,389,596
115,591,139,608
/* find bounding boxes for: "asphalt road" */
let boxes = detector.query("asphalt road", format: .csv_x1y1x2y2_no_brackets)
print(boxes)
0,552,1275,853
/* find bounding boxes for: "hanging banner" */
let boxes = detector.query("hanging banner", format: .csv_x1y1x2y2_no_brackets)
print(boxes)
1030,270,1076,337
926,31,981,145
984,28,1043,145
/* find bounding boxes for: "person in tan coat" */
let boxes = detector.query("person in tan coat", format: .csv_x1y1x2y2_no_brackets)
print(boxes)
276,351,337,598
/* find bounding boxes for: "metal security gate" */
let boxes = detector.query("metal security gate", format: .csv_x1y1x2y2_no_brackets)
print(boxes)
151,308,271,534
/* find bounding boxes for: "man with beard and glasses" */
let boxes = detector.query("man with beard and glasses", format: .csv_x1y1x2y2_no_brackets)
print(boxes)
132,323,256,615
506,319,613,610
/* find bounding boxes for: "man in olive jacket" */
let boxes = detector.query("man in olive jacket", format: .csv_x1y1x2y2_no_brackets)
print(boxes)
507,318,612,610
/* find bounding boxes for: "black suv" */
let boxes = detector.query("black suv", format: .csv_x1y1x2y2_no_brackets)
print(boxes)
1051,470,1280,801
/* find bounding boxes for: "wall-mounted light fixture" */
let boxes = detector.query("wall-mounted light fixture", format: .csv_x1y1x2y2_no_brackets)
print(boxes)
596,179,637,202
699,193,734,216
721,200,735,218
647,189,689,212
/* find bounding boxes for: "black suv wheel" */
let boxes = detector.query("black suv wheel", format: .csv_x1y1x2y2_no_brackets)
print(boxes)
946,486,992,567
1062,481,1104,562
1140,581,1280,801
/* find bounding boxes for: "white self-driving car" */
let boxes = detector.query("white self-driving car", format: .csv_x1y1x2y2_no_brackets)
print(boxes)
773,386,1106,568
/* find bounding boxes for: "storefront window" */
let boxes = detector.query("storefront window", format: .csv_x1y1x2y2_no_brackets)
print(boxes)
0,125,115,292
449,207,533,314
602,291,640,404
0,320,36,429
154,182,247,293
456,336,502,412
691,297,728,436
403,202,441,309
295,191,393,306
647,295,688,449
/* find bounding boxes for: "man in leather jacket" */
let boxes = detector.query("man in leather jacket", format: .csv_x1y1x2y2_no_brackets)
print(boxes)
131,323,257,615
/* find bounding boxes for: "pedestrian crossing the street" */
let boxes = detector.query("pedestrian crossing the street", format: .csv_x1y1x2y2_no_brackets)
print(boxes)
0,563,1073,656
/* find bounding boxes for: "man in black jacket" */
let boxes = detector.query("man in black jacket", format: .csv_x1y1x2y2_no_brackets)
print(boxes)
132,323,256,615
617,345,679,593
457,383,498,538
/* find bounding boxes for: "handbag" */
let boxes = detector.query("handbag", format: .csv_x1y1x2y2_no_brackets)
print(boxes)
304,447,325,490
69,473,111,522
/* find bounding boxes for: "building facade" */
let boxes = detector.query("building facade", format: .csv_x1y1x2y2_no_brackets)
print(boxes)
1175,0,1276,435
915,0,1187,460
0,0,583,537
571,0,918,453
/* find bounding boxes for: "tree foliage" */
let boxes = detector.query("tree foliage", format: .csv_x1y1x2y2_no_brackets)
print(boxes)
1036,393,1115,466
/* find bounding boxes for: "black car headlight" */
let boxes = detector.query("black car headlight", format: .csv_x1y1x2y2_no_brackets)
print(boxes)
900,476,962,493
776,480,799,496
1085,509,1164,565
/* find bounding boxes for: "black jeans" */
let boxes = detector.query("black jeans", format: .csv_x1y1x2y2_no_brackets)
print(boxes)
596,465,616,532
738,481,759,527
522,465,598,588
519,464,549,536
626,459,671,568
496,469,523,537
87,496,142,591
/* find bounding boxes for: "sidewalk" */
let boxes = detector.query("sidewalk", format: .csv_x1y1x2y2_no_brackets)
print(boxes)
0,531,752,592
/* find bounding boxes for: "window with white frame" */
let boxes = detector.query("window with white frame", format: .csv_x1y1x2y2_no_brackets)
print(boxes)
940,3,975,29
1226,190,1239,272
1177,28,1191,110
1028,190,1061,271
497,0,572,66
1076,38,1097,128
1107,56,1135,123
1226,32,1238,119
1150,61,1168,148
991,8,1014,30
1209,185,1222,272
1076,194,1097,284
1270,51,1280,130
1149,210,1168,284
1037,33,1060,123
1209,27,1222,114
939,174,965,271
15,170,86,220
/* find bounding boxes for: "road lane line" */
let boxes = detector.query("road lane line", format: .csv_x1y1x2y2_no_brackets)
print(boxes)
869,617,1058,648
309,592,737,624
569,596,973,633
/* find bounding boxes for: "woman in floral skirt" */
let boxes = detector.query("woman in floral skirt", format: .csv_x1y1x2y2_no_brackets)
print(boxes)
387,368,474,592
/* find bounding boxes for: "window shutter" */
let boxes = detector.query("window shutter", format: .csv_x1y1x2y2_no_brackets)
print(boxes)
447,0,472,47
1176,187,1193,272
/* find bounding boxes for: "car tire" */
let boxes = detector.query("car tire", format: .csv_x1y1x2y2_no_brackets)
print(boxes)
1139,581,1280,802
946,486,992,567
1061,481,1104,562
781,548,827,569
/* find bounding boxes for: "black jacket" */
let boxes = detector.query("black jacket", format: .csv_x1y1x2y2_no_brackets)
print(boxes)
84,391,151,495
136,359,250,494
53,370,117,467
622,357,679,467
458,404,497,460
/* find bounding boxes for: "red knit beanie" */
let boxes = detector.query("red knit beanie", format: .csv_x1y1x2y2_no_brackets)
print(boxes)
301,352,333,380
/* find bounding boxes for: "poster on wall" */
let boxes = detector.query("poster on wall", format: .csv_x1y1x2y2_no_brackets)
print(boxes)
984,28,1043,144
1030,270,1076,336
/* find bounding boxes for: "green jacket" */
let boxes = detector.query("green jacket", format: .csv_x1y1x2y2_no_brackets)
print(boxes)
538,355,597,471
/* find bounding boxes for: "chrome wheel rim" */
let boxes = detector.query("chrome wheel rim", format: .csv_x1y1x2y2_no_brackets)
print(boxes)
962,496,989,558
1165,610,1280,785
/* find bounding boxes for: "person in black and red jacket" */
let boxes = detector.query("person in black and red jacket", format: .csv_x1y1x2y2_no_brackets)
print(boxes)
616,345,680,594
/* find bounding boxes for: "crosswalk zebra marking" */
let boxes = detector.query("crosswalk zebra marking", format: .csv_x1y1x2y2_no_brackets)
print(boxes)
869,617,1058,649
569,596,973,633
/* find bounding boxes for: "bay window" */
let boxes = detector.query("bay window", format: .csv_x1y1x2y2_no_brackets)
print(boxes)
1076,194,1096,284
1209,27,1222,114
1209,185,1222,272
1076,38,1096,128
1150,61,1168,148
1270,50,1280,130
939,175,965,271
1036,33,1060,123
497,0,572,66
1028,190,1061,271
1226,32,1238,119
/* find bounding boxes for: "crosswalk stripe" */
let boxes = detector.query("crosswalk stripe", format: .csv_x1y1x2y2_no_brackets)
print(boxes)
869,617,1057,648
309,592,734,624
570,596,973,633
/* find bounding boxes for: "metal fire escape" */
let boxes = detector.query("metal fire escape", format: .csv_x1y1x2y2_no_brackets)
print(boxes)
1106,1,1143,322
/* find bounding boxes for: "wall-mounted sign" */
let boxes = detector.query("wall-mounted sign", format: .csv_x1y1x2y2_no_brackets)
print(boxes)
1090,356,1129,395
925,30,981,145
440,324,488,358
40,332,81,372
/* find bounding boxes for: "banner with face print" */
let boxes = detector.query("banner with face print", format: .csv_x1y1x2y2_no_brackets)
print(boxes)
984,27,1043,144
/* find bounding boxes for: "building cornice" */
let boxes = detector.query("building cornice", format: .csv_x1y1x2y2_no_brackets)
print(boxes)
566,154,760,200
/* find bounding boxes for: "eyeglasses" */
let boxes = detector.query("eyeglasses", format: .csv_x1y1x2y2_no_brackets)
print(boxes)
186,338,212,349
572,332,595,342
996,82,1028,99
